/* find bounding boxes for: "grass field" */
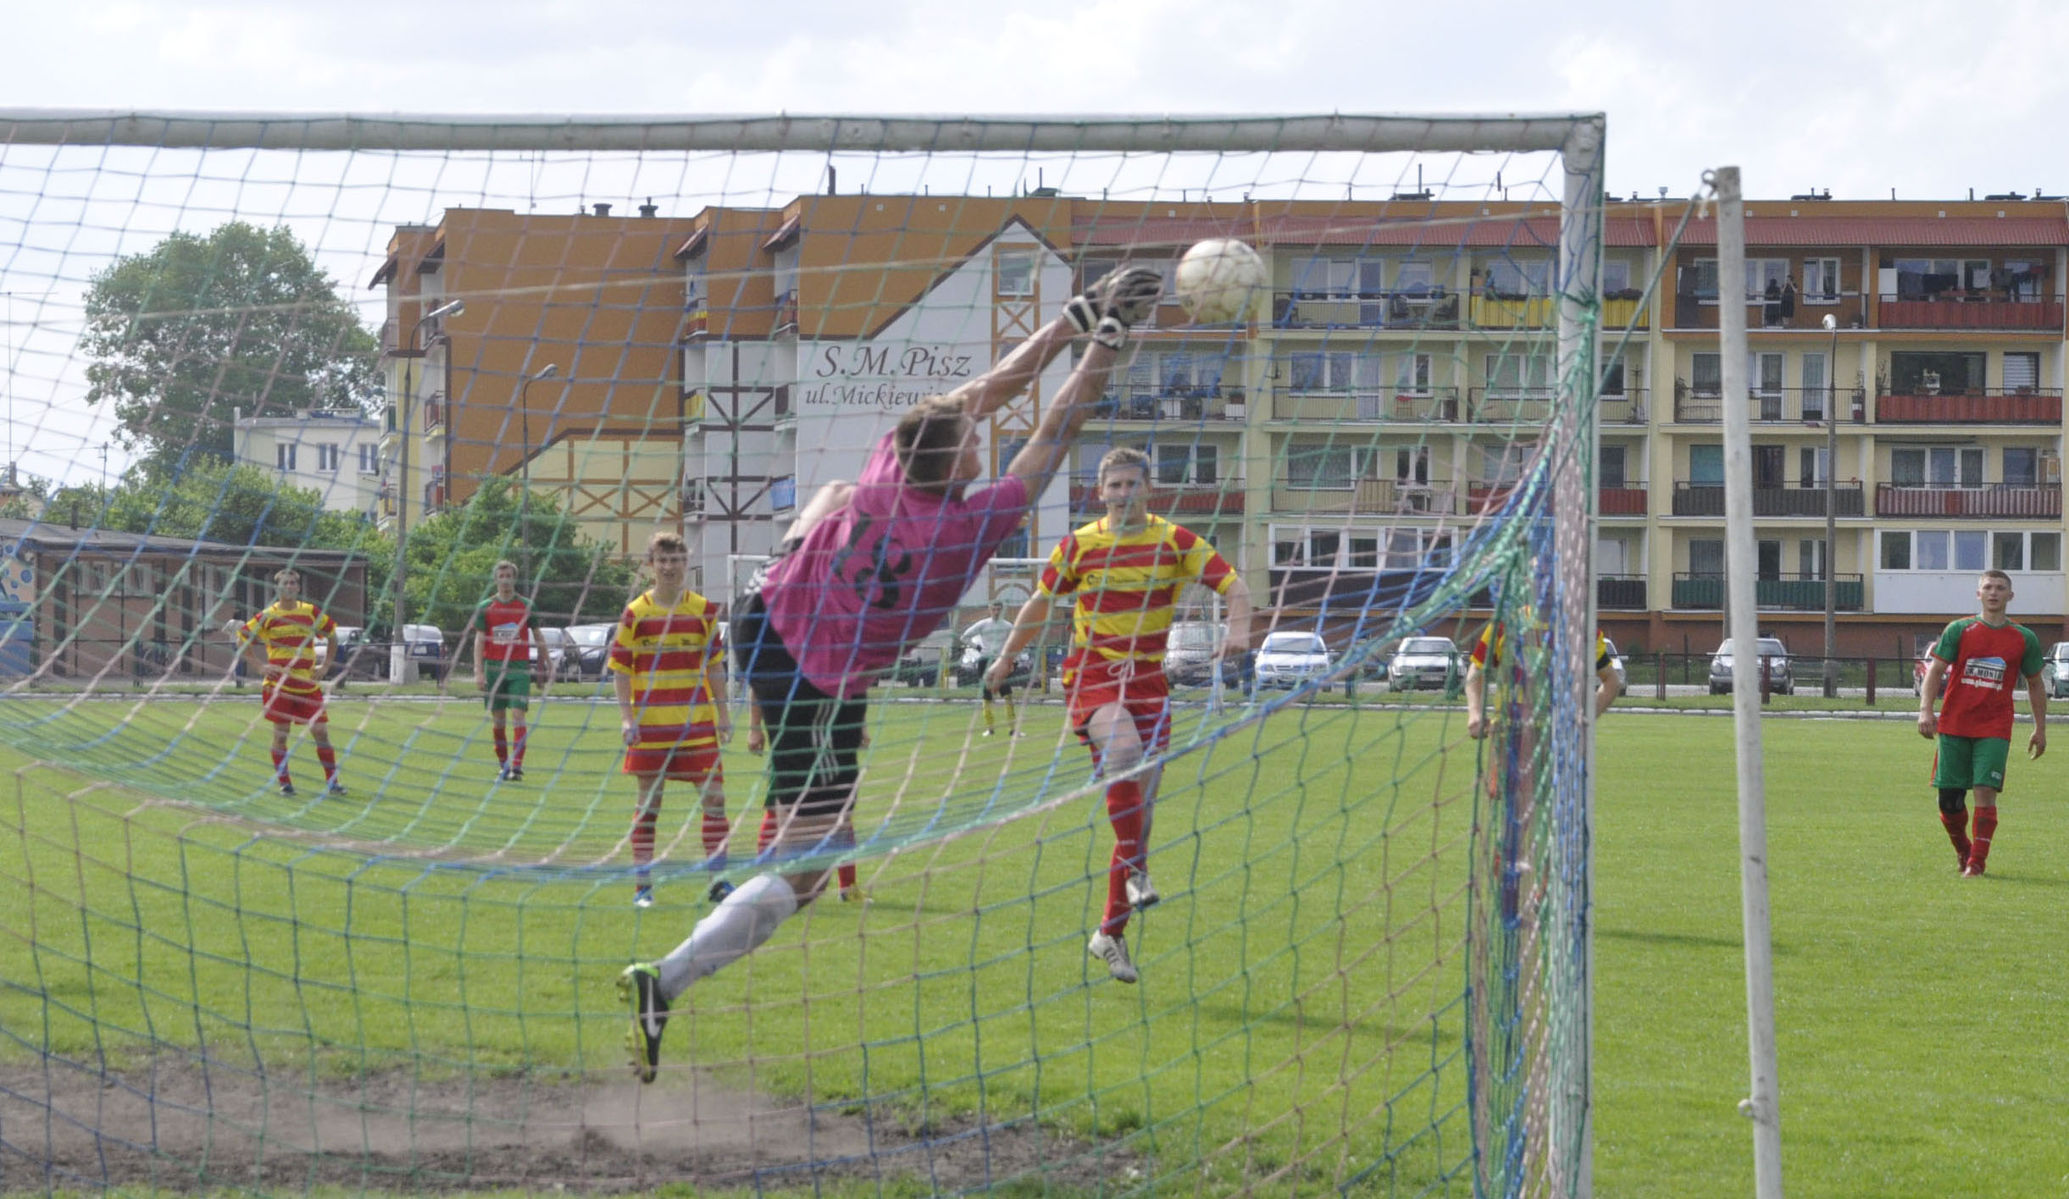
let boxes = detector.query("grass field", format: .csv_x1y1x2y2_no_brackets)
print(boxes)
2,692,2066,1196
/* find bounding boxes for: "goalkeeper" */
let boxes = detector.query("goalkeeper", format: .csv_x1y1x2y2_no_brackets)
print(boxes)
618,265,1165,1082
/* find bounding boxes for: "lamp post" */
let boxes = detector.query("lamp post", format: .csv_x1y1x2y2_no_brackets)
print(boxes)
393,298,464,679
517,363,558,579
1822,312,1839,697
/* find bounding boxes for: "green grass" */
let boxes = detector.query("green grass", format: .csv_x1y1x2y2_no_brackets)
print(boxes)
3,697,2066,1195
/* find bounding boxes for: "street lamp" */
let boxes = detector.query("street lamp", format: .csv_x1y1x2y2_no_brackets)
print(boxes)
1822,311,1839,697
517,363,558,579
393,298,464,678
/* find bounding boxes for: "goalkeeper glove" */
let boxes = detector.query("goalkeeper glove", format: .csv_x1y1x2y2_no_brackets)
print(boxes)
1065,264,1164,348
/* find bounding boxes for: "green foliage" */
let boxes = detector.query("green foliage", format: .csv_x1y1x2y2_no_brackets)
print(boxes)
399,475,634,632
80,221,377,474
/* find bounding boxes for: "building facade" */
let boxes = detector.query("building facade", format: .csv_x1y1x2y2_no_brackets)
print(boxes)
231,408,385,518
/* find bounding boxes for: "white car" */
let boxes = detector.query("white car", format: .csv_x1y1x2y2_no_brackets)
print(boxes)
1387,636,1461,691
2042,642,2069,699
1254,631,1333,690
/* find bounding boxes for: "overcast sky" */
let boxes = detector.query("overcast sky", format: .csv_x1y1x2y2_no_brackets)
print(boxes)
3,0,2062,484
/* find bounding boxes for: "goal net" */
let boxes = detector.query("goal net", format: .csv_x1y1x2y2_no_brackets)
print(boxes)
0,111,1607,1196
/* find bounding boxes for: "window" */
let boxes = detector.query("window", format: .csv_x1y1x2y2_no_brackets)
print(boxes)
1955,530,1987,571
1285,444,1357,488
769,476,796,511
1891,351,1986,395
316,443,341,472
1286,351,1380,392
2034,533,2061,571
1485,259,1551,299
1599,355,1627,398
1750,352,1784,398
1395,352,1432,394
1746,258,1790,301
276,443,297,471
1995,531,2025,572
1484,352,1551,396
1881,530,1911,570
1798,446,1829,487
1913,531,1950,569
1891,447,1983,488
1394,260,1436,296
1600,445,1626,489
2004,352,2040,392
2005,447,2039,487
358,444,379,475
1601,259,1633,296
1689,538,1725,577
996,250,1035,297
1294,256,1356,297
1308,531,1342,568
1691,352,1722,396
1802,258,1841,302
1689,444,1724,485
1394,446,1430,484
1800,352,1828,420
1893,258,1990,300
1153,442,1217,485
1799,538,1826,578
2003,261,2043,301
1348,536,1379,569
1685,258,1720,301
1479,443,1530,485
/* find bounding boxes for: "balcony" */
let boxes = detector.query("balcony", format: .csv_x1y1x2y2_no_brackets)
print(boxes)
1875,483,2062,519
684,305,709,337
1096,386,1247,423
1673,386,1867,424
1599,388,1651,425
1601,295,1651,329
1270,387,1458,423
1467,388,1557,425
1068,480,1243,518
1466,483,1519,515
1470,293,1557,330
1598,485,1648,516
1671,481,1865,517
1671,292,1868,331
1878,294,2063,332
1271,290,1460,331
1672,572,1864,611
1874,389,2062,425
423,392,446,432
1351,479,1459,516
775,289,799,333
1268,567,1487,612
1597,575,1647,610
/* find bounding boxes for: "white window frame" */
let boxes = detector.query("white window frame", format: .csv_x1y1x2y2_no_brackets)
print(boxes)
996,250,1036,297
1802,257,1842,303
1395,352,1433,395
357,444,380,475
1153,441,1219,486
1601,259,1633,295
276,443,297,472
1746,258,1790,301
316,443,341,472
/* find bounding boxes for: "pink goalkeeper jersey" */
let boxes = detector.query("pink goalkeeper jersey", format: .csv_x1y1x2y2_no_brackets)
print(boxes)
764,432,1030,699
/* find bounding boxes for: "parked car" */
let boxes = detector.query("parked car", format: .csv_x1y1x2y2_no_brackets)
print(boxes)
535,626,580,681
1601,636,1628,695
2042,642,2069,699
1163,620,1239,686
1913,650,1932,696
562,623,615,681
954,640,1031,688
1708,637,1793,695
1387,636,1461,691
889,629,957,687
1254,630,1334,690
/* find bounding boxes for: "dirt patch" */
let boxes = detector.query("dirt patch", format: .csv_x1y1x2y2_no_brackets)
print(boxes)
0,1056,1138,1194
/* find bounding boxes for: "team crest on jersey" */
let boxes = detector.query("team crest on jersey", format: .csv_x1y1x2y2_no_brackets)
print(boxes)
1959,656,2007,688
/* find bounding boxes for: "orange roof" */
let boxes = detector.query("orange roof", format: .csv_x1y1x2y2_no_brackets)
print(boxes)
1677,217,2069,248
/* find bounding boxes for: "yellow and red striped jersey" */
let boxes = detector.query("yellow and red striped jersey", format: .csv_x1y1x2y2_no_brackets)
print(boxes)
1039,514,1236,667
608,589,723,747
1471,623,1611,674
238,600,336,696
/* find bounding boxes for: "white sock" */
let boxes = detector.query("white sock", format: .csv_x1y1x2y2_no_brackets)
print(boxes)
656,873,800,999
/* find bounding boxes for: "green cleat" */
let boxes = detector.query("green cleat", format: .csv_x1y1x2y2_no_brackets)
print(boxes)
617,963,669,1082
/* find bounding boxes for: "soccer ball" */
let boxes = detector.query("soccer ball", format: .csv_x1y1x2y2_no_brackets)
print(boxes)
1175,239,1268,324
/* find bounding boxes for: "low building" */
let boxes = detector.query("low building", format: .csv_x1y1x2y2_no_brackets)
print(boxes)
231,408,385,517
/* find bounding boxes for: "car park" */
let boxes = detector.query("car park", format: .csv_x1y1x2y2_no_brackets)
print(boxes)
1386,636,1461,691
1254,630,1334,690
1708,637,1792,695
562,623,615,681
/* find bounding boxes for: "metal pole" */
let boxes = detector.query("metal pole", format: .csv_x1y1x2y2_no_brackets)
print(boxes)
518,363,557,582
1716,165,1786,1199
392,299,463,677
1822,314,1840,697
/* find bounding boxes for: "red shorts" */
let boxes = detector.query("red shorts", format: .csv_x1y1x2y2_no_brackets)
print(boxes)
1066,656,1171,764
261,684,328,726
622,741,723,784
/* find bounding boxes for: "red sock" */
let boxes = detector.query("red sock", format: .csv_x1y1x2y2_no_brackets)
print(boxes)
839,863,858,890
1940,811,1972,861
270,747,290,787
702,810,730,862
511,722,527,769
492,727,509,767
1102,779,1146,935
1970,807,1998,868
315,745,338,784
631,809,658,872
757,809,777,852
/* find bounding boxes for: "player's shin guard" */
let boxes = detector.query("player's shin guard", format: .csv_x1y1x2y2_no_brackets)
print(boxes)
1970,806,1998,868
654,873,800,996
271,747,291,788
1938,788,1971,861
1103,780,1146,935
315,745,338,785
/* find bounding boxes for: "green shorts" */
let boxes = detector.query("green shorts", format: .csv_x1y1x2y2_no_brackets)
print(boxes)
1934,734,2010,792
484,666,533,712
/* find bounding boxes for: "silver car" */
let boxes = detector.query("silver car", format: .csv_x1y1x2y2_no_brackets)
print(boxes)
1254,631,1333,689
1708,637,1792,695
1387,636,1461,691
2043,642,2069,699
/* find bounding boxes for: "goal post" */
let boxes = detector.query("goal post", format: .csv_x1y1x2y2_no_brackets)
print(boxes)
0,109,1612,1197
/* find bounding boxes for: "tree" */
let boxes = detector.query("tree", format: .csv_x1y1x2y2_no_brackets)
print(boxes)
80,221,378,475
396,477,635,635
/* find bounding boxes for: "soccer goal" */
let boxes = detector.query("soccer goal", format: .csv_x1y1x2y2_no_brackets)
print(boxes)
0,110,1607,1196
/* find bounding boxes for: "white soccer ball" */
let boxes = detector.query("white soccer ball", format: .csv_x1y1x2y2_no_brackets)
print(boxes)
1175,239,1268,325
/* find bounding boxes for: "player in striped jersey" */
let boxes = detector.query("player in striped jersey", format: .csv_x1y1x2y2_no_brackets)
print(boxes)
465,560,550,781
235,567,345,798
610,531,732,909
989,447,1251,983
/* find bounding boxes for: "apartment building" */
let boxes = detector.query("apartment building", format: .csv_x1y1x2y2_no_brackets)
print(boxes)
230,408,385,518
379,194,2069,653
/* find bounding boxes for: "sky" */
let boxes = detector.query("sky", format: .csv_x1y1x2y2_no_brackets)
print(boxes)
3,0,2065,484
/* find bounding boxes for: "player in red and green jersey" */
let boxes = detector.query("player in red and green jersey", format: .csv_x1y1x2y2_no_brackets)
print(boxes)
988,446,1251,984
465,560,550,782
611,530,733,908
1917,569,2047,878
235,567,344,798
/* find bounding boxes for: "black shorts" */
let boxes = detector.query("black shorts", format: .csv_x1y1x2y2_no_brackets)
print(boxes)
978,656,1014,698
733,594,866,820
